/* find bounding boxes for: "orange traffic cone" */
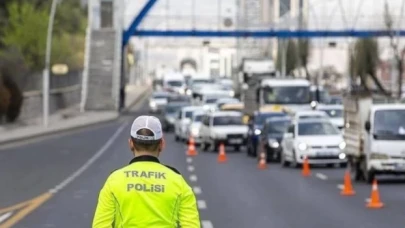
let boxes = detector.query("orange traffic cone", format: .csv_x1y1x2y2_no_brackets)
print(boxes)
302,156,311,177
217,143,227,163
186,136,198,156
341,170,355,196
257,152,267,170
366,179,384,209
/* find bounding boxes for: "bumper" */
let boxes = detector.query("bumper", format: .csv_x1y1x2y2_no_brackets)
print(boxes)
213,138,247,146
296,151,347,164
163,122,175,131
369,159,405,174
266,146,282,159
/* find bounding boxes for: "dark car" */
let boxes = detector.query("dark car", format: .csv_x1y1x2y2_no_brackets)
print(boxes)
162,102,190,131
258,116,291,162
246,111,287,157
329,95,342,104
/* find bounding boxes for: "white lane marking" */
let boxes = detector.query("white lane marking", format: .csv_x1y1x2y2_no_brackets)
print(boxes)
337,184,344,190
188,165,195,172
190,174,198,182
201,220,214,228
193,186,202,195
365,198,371,203
186,157,193,163
197,200,207,209
315,173,328,180
49,121,128,194
0,212,13,223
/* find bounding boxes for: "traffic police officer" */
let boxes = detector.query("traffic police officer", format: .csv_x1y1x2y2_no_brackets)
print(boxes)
92,115,201,227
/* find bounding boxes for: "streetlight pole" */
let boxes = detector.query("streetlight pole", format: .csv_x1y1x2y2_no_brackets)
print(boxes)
42,0,59,127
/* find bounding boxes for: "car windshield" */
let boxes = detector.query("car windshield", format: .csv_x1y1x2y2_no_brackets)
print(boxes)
268,120,291,134
165,105,184,114
205,98,218,104
319,108,343,118
262,86,310,104
329,96,342,104
254,113,286,125
185,111,193,119
193,79,211,84
167,80,183,87
373,109,405,140
193,115,203,122
169,96,189,102
298,122,340,135
310,89,331,103
153,94,169,99
298,114,325,120
213,116,243,126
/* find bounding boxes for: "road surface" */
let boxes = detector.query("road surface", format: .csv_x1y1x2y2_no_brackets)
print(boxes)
0,101,404,228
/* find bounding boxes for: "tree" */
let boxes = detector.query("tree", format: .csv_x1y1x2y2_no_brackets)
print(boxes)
384,1,404,98
351,38,390,95
297,39,310,80
1,1,48,70
276,39,298,76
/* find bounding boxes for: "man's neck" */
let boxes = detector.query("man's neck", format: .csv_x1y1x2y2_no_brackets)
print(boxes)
134,151,158,157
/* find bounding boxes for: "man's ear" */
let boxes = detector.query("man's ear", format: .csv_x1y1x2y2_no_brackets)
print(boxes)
160,138,166,152
128,138,134,151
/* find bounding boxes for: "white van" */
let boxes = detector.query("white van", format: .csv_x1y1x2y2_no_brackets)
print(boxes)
163,73,186,94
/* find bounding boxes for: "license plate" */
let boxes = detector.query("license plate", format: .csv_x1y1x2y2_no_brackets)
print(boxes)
316,151,334,156
229,139,242,144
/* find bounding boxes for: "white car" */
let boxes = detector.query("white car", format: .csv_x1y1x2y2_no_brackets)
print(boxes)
185,110,206,144
316,104,344,130
292,110,329,122
199,111,248,152
215,98,240,110
281,118,347,167
174,106,204,142
148,91,170,113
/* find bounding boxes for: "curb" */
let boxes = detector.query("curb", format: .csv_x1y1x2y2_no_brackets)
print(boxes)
0,87,151,146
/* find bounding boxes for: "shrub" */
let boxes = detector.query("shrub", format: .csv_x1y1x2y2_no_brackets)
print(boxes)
0,78,11,123
2,73,22,122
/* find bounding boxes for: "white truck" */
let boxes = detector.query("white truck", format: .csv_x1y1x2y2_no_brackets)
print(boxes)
344,92,405,183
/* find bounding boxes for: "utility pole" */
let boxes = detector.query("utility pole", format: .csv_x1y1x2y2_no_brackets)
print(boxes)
42,0,59,127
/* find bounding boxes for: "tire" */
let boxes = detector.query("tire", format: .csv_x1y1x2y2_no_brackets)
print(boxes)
281,152,290,167
234,146,240,152
175,134,179,142
349,158,362,182
201,142,209,152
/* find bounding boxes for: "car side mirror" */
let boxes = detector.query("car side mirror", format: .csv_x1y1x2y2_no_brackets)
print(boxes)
365,121,371,132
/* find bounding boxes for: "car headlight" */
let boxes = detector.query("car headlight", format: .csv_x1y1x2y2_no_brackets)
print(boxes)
186,89,192,95
149,101,156,108
338,153,346,159
339,141,346,150
229,91,235,97
370,153,389,160
191,127,199,135
268,139,279,148
254,129,261,135
298,142,308,151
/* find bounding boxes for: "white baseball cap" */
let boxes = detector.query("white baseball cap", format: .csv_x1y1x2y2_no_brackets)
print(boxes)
130,116,163,143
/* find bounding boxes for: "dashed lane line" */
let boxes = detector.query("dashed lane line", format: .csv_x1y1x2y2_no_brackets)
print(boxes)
202,220,214,228
190,175,198,182
197,200,207,209
193,186,202,195
0,212,12,223
315,173,328,180
186,157,193,163
188,165,195,172
337,184,344,190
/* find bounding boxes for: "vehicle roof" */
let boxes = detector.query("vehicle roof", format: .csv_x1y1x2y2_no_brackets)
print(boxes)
254,110,285,116
371,104,405,111
152,91,170,96
192,110,206,116
265,116,291,123
209,111,243,117
310,85,325,90
296,118,333,124
316,104,343,110
163,73,184,79
216,98,239,103
294,110,327,116
166,101,190,106
181,106,204,111
261,78,310,87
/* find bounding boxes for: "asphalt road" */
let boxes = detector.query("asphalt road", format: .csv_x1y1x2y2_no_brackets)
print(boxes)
0,101,404,228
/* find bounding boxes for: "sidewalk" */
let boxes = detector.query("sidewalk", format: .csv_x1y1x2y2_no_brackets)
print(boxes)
0,84,150,145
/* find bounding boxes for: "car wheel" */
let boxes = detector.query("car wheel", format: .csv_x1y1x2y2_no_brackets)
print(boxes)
175,134,179,142
281,152,290,167
292,150,301,168
234,146,240,152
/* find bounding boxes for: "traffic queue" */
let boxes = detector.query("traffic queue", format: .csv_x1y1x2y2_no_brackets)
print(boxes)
148,74,348,171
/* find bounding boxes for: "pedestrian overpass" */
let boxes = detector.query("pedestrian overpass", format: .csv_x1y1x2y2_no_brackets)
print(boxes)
81,0,405,111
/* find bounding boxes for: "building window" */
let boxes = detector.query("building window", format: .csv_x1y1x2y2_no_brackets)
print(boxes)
100,0,113,28
279,0,291,17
